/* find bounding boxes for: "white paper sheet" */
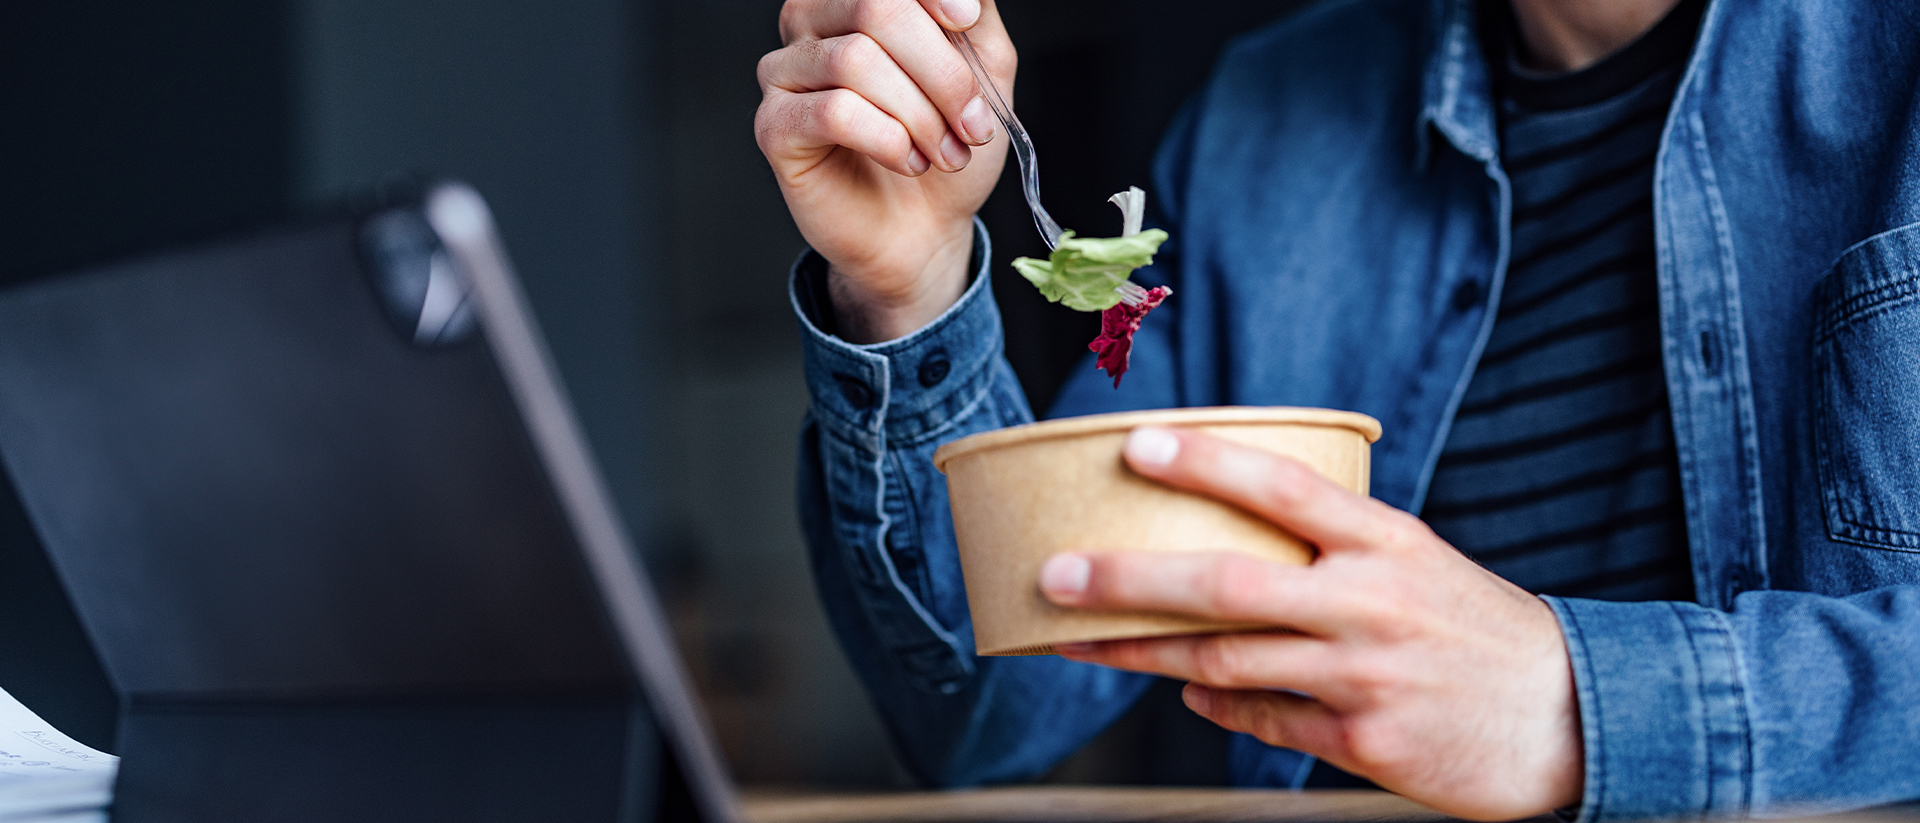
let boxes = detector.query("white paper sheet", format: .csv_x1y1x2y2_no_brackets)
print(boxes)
0,687,114,822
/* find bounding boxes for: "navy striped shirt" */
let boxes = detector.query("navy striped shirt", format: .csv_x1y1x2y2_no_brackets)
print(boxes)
1423,0,1706,601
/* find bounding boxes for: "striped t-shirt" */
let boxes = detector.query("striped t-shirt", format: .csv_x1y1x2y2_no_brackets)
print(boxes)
1422,0,1707,601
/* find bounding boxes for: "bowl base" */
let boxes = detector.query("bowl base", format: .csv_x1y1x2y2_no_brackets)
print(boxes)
980,642,1056,657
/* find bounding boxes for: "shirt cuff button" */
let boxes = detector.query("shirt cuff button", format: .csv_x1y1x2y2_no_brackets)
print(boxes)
834,375,876,409
918,356,952,387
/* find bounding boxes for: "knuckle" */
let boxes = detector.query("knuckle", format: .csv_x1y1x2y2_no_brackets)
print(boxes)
825,32,882,81
1260,460,1314,510
927,59,978,107
776,0,806,44
1204,555,1269,619
755,49,784,90
849,0,905,32
1111,641,1154,672
755,96,813,151
1332,583,1409,637
752,106,777,150
753,97,791,143
814,89,863,134
1336,651,1397,696
1340,718,1413,774
905,110,949,142
1191,640,1248,687
1250,712,1293,748
1080,638,1138,672
975,35,1017,77
1378,511,1434,554
1365,600,1416,638
895,97,950,140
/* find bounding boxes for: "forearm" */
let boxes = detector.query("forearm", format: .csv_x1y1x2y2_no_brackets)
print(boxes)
790,224,1150,784
1549,585,1920,821
799,419,1150,784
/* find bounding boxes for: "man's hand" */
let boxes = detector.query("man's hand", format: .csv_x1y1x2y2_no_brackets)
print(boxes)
755,0,1014,343
1038,427,1584,821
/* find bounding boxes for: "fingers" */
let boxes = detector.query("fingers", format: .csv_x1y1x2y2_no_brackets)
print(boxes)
914,0,980,31
784,0,984,37
777,0,1003,148
1040,551,1347,633
1058,631,1348,697
755,87,931,177
1183,684,1348,758
1123,427,1423,553
759,34,974,173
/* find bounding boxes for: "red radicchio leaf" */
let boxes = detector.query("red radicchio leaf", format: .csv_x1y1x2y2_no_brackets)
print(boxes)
1089,286,1171,387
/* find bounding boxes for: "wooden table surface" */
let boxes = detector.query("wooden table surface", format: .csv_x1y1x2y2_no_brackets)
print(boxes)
740,787,1510,823
740,786,1920,823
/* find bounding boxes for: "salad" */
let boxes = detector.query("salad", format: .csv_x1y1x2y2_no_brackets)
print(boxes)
1011,187,1171,387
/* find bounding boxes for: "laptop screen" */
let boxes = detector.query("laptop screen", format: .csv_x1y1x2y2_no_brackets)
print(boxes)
0,184,736,823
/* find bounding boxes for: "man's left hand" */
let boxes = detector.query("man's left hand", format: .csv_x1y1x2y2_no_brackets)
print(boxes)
1039,426,1584,821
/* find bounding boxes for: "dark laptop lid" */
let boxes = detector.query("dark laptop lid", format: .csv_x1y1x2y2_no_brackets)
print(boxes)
0,183,737,823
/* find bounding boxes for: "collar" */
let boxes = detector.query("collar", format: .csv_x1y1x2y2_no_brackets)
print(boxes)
1415,0,1500,170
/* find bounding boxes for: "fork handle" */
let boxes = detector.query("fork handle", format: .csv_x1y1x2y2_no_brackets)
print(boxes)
946,29,1064,251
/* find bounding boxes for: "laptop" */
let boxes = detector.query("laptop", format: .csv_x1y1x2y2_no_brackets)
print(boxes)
0,184,738,823
0,183,1458,823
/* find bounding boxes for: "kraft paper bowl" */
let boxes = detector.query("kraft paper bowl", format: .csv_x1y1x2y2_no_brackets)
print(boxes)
932,406,1382,656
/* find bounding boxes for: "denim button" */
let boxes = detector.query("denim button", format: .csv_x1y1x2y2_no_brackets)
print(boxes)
834,375,874,409
918,357,951,387
1452,280,1483,312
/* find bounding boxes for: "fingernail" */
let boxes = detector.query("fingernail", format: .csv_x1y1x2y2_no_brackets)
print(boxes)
1184,684,1213,713
1126,427,1180,468
960,97,997,144
939,132,971,171
941,0,981,28
1039,553,1091,599
907,148,931,176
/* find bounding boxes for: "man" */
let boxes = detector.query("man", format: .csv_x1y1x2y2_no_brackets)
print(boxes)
753,0,1920,819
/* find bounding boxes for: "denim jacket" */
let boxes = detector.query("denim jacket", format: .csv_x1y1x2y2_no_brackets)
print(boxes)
790,0,1920,818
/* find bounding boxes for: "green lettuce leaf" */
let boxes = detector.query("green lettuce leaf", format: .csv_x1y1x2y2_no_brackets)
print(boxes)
1011,229,1170,312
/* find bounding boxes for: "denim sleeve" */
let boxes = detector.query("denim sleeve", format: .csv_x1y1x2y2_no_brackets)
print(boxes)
791,220,1152,786
1547,587,1920,821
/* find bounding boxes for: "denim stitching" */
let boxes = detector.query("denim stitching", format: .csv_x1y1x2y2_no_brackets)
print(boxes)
891,364,1002,448
1817,276,1920,342
1811,252,1920,551
1813,221,1920,341
1548,597,1607,823
1713,608,1755,816
1687,108,1772,598
884,448,931,605
1678,600,1714,817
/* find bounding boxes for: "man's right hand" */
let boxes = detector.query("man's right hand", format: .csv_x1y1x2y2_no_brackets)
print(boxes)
755,0,1015,343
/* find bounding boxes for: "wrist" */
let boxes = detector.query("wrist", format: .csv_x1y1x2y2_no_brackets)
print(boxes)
827,225,974,344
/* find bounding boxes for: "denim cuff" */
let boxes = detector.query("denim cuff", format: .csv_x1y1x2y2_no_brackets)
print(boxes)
1545,596,1752,822
789,218,1003,454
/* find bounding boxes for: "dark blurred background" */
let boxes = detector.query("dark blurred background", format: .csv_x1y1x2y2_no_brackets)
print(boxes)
0,0,1310,789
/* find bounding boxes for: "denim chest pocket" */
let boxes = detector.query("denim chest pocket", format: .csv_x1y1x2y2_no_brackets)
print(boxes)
1815,221,1920,551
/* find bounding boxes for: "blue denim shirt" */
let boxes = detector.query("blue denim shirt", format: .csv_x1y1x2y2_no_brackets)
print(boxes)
791,0,1920,818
